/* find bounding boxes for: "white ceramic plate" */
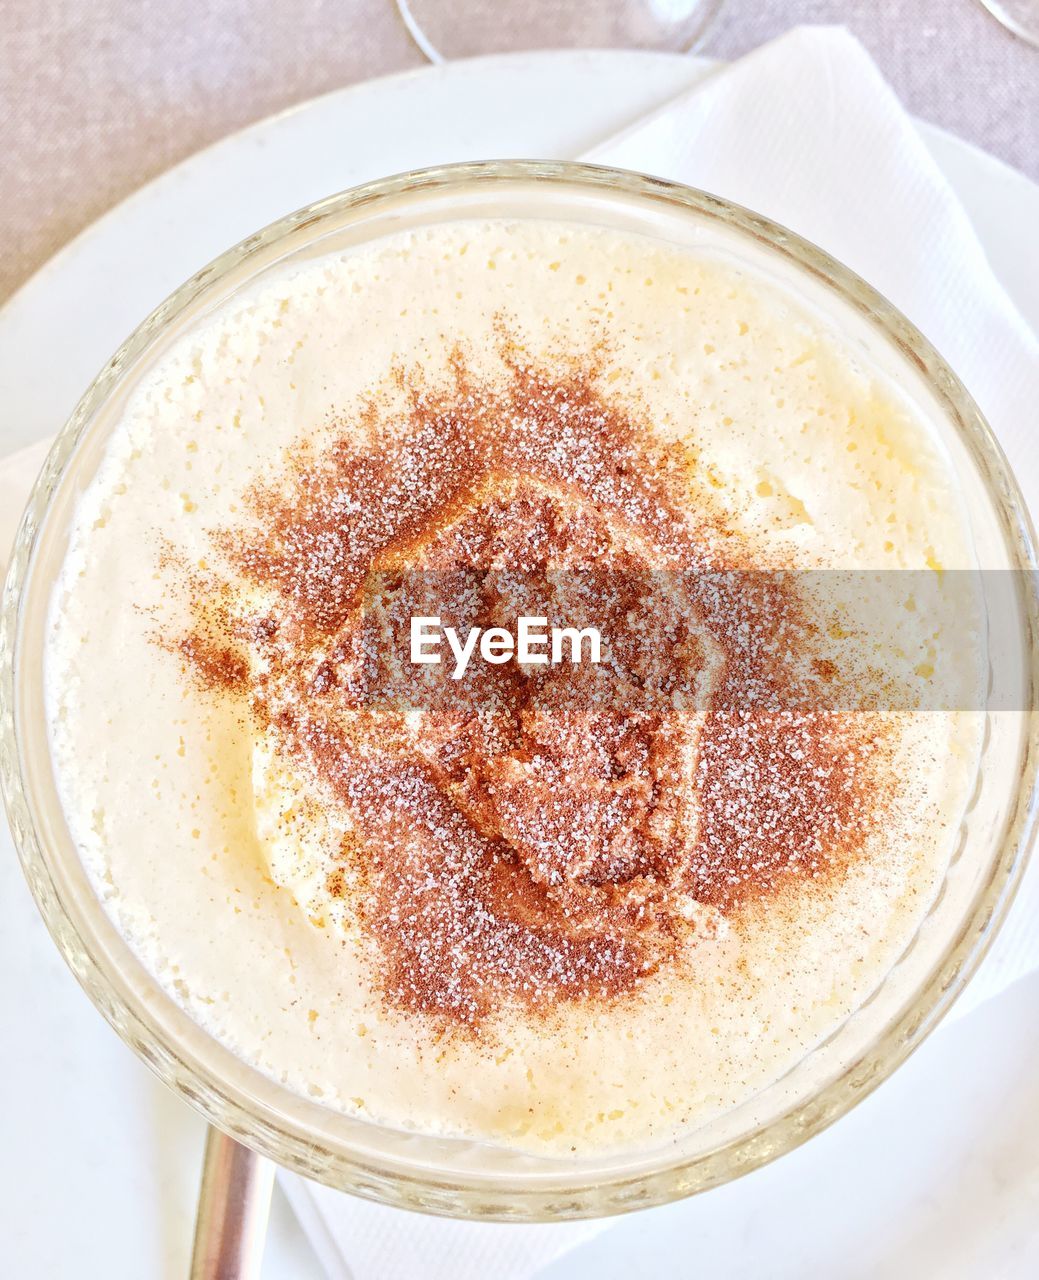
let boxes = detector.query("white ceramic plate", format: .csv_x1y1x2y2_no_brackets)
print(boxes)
2,50,1037,1280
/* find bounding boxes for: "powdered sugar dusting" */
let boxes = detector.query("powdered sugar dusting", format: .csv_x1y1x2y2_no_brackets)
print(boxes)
172,341,891,1026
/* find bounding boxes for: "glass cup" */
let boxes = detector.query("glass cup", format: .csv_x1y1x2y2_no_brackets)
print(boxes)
978,0,1039,46
2,161,1037,1220
393,0,726,61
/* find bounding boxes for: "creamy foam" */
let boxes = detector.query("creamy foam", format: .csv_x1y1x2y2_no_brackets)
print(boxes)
46,219,984,1154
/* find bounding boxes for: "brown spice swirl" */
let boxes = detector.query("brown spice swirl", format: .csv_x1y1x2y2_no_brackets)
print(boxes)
171,344,889,1026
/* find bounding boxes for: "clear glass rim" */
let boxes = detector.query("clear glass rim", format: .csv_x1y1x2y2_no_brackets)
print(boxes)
2,159,1038,1221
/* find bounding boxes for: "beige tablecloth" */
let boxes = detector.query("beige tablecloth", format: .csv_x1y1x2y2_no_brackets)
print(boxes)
2,0,1037,306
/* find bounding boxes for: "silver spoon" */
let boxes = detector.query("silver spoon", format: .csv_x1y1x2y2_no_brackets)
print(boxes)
190,1127,275,1279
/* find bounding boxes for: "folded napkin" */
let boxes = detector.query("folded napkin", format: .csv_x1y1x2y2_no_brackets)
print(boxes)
3,26,1038,1280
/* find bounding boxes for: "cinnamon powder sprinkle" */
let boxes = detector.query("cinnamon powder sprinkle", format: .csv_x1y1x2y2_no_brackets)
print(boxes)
169,341,892,1027
176,633,248,693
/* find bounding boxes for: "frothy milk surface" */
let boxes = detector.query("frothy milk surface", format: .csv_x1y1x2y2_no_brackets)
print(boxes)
46,219,983,1155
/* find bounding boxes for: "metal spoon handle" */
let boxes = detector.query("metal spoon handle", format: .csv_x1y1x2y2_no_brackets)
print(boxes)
189,1127,275,1280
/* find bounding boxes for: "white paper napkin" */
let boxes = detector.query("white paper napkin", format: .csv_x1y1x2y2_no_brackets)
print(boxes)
3,26,1038,1280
